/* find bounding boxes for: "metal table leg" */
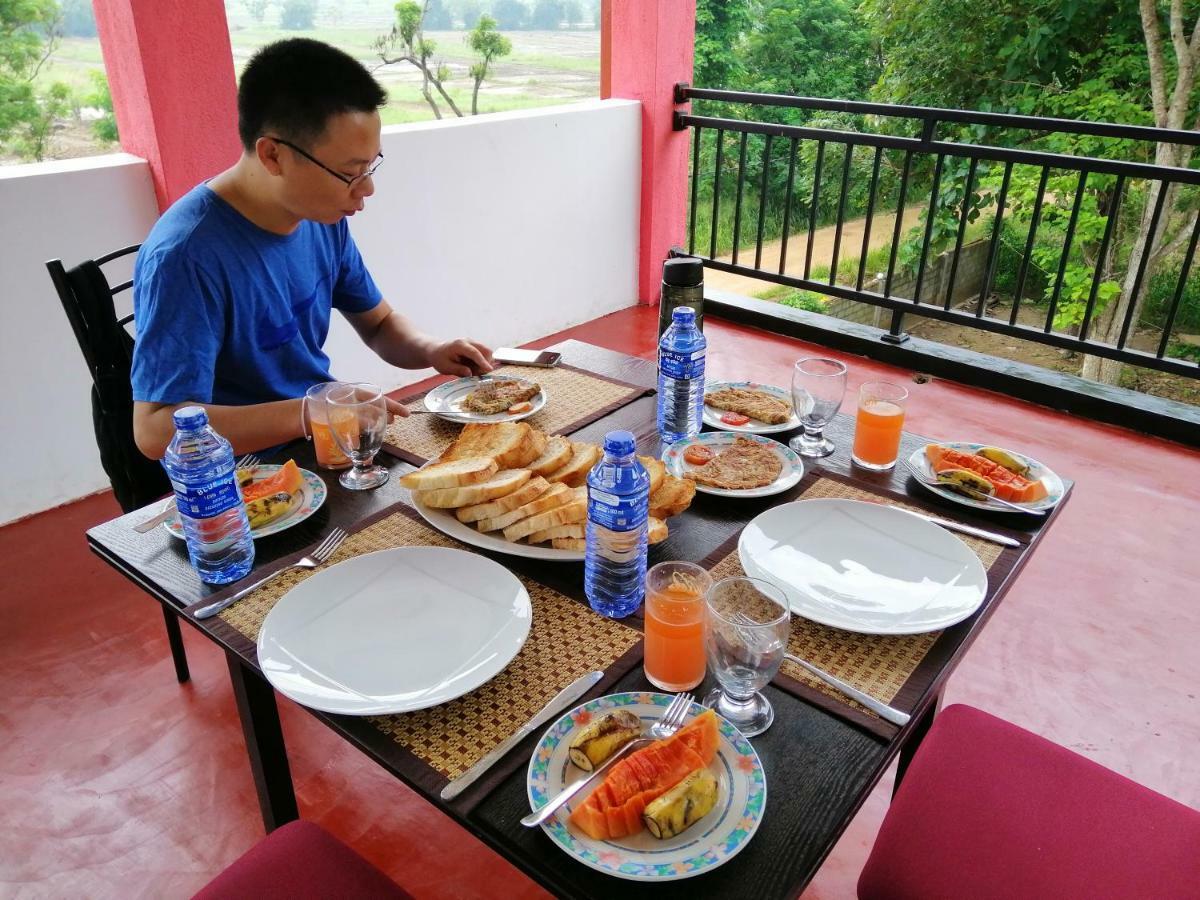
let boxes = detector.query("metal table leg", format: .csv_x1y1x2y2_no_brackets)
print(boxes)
226,652,299,831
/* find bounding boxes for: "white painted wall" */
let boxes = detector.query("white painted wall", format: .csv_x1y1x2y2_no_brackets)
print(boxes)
0,99,640,525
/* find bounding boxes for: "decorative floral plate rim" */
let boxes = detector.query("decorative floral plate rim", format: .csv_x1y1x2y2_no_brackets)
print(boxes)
702,380,801,435
907,441,1064,513
527,691,767,882
164,465,326,540
663,431,804,498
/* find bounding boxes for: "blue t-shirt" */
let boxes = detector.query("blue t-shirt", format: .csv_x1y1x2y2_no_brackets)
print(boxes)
131,184,382,406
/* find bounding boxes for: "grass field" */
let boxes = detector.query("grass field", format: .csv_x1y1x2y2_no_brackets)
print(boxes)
14,0,599,162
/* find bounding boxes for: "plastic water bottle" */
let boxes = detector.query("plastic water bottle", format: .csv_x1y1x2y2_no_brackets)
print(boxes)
163,406,255,585
585,431,650,619
657,306,707,445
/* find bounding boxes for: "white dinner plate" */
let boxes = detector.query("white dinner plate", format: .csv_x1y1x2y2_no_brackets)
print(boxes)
739,499,988,635
424,375,546,424
412,495,584,562
528,692,766,882
907,442,1065,514
165,465,326,541
257,546,532,715
702,381,801,435
663,432,804,499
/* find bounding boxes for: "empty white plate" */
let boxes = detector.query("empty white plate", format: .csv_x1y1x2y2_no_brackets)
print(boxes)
257,546,532,715
738,499,988,635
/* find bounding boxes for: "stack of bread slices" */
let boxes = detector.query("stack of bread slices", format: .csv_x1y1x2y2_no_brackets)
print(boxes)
400,422,696,550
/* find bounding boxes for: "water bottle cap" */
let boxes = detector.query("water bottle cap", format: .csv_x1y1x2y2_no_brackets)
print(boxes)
172,405,208,430
603,430,637,456
671,306,696,326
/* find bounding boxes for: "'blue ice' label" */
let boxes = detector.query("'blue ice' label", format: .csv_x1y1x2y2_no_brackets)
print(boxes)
659,348,705,380
588,488,648,532
171,476,241,520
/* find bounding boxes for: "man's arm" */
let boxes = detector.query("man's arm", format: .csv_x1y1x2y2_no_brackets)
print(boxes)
345,299,495,376
134,399,305,460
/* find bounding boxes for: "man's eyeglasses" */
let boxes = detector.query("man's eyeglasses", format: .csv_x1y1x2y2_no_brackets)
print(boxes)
269,136,383,190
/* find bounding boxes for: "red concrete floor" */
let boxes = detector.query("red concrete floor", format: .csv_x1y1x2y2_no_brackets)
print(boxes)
2,305,1197,898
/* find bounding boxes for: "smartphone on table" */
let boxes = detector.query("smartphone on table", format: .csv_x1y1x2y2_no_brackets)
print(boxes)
493,347,562,368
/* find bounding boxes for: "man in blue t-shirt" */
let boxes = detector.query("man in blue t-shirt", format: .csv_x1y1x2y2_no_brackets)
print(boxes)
132,39,494,459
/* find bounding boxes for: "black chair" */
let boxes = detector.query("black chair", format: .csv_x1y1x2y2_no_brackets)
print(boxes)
47,245,190,684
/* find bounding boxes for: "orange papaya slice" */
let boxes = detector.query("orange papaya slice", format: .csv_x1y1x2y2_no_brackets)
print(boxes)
241,460,302,504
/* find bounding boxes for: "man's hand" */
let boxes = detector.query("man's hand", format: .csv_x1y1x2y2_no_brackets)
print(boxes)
385,395,411,419
428,339,495,377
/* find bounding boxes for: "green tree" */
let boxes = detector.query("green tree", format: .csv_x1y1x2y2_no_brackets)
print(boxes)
1,0,61,156
279,0,316,30
375,0,462,118
59,0,95,37
693,0,750,91
562,0,582,28
85,69,117,144
492,0,528,30
467,14,511,114
242,0,271,24
531,0,563,30
424,0,452,29
450,0,482,29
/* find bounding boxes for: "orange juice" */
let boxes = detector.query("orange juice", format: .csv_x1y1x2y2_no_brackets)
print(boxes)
644,563,711,691
311,419,352,469
853,398,906,469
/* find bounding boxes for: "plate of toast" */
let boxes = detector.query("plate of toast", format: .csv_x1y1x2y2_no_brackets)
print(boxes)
702,381,800,435
424,375,546,424
400,422,696,561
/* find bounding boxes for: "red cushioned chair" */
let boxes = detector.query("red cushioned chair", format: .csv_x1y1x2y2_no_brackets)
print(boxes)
859,704,1200,900
194,820,413,899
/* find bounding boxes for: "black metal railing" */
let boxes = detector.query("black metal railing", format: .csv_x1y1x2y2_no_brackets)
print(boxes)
673,85,1200,379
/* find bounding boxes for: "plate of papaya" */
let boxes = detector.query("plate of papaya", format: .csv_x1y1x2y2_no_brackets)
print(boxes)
908,442,1064,514
164,461,327,541
527,692,765,882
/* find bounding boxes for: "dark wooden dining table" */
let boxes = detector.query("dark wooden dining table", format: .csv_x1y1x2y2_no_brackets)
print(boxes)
86,338,1071,898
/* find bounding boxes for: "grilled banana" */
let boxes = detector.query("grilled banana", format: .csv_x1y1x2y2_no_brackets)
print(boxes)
568,710,641,771
978,446,1030,477
244,491,295,530
643,768,719,839
936,468,995,497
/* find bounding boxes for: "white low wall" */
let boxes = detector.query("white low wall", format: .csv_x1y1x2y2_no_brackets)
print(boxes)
0,99,640,525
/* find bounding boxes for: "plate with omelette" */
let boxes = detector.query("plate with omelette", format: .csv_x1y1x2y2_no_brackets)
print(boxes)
702,381,801,435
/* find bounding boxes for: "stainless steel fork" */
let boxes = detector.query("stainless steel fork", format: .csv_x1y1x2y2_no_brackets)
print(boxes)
192,526,348,620
133,453,262,534
521,692,694,827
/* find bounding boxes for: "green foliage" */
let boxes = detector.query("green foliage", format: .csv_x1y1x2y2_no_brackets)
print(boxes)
467,13,511,112
452,0,482,29
278,0,316,30
744,0,878,102
1168,341,1200,363
1,0,61,155
693,0,750,91
59,0,95,37
242,0,271,24
424,0,452,29
1144,262,1200,333
777,290,829,313
530,0,563,30
492,0,528,30
85,68,117,144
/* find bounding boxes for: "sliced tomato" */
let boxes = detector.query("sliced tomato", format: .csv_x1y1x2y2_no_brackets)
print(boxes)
720,411,751,426
507,401,533,414
684,444,715,465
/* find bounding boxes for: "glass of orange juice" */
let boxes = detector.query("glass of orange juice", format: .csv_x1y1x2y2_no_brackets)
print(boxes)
852,381,909,470
644,562,713,692
304,383,352,470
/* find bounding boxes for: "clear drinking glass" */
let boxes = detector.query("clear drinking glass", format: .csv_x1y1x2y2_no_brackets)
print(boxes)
305,382,352,471
703,576,790,737
789,357,848,458
325,382,389,490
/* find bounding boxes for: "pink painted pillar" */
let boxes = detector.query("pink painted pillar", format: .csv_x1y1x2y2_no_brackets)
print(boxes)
93,0,241,212
602,0,696,305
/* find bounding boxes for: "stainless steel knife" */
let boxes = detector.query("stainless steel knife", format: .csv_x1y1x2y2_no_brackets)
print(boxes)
439,670,603,801
890,505,1021,548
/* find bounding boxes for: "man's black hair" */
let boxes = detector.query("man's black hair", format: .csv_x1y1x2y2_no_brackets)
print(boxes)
238,38,387,152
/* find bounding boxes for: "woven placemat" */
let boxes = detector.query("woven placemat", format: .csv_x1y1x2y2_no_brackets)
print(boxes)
382,363,650,465
704,476,1005,721
218,508,640,781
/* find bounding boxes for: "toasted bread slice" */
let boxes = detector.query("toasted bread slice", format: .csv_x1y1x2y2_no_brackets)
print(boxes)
526,522,586,544
504,498,587,542
528,434,573,476
547,442,602,488
638,455,666,494
477,482,571,533
400,457,498,491
455,475,549,522
414,468,531,509
649,474,696,519
551,537,587,552
441,422,537,469
647,516,668,545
